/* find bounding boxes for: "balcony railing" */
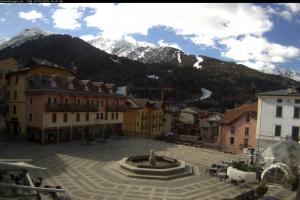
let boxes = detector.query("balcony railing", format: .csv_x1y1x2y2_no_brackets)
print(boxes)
45,103,99,112
106,105,127,112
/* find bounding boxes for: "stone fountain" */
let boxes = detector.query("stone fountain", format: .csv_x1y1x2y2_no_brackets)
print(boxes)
113,149,194,180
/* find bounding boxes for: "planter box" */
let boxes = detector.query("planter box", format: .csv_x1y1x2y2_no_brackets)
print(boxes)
227,166,256,183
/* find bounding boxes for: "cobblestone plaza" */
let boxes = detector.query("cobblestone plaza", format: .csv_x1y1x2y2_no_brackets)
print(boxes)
0,138,296,200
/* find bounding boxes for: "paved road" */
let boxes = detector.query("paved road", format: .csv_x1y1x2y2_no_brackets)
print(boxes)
0,137,296,200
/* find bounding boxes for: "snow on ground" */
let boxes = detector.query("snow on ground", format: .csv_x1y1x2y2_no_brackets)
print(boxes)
116,86,127,95
177,52,181,64
200,88,212,100
193,56,203,69
147,75,159,80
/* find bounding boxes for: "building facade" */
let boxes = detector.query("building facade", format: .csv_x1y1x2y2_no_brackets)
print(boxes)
218,102,257,153
24,75,126,144
5,61,76,138
123,98,163,138
199,112,221,143
0,58,18,112
256,87,300,152
178,107,201,135
162,105,180,134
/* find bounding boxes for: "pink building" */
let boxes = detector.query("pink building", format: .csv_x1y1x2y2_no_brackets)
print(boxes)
218,102,257,153
25,75,126,144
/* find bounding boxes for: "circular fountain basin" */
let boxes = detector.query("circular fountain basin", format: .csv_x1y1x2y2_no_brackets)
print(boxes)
113,156,194,180
126,155,179,169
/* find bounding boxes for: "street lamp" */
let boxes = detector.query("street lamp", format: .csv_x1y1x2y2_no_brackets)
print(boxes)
296,166,300,200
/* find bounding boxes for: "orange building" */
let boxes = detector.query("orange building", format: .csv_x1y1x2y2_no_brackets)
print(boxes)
218,102,257,153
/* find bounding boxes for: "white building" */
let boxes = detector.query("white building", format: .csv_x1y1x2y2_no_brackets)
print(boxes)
256,86,300,152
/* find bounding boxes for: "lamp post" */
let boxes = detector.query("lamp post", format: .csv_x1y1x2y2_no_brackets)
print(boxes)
296,166,300,200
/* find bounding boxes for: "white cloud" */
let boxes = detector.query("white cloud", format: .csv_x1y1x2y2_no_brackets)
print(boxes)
18,10,43,22
280,3,300,14
51,3,299,69
0,18,5,22
158,39,182,50
220,35,300,70
52,5,83,30
52,3,272,43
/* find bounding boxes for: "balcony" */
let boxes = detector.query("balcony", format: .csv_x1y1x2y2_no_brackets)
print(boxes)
106,105,127,112
45,103,99,112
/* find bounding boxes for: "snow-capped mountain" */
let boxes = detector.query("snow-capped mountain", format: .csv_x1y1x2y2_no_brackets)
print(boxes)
0,28,50,51
87,36,200,67
87,36,300,81
258,64,300,81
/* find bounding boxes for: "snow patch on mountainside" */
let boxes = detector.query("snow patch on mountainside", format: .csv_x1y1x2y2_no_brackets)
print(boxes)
0,28,50,51
147,75,159,80
177,52,181,64
193,56,203,69
200,88,212,100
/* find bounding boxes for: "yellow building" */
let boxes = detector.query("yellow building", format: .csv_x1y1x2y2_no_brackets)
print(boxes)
123,98,164,138
5,59,76,138
0,58,18,103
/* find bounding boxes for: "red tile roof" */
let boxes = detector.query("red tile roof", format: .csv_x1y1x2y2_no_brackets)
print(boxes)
220,102,257,125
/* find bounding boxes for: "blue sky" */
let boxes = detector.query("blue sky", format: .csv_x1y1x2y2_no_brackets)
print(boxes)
0,3,300,71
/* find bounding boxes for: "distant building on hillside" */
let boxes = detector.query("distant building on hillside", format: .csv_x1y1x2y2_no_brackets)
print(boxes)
256,86,300,152
218,102,257,153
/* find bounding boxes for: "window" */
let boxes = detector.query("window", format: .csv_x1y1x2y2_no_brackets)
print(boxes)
275,125,281,137
100,113,103,119
101,100,104,107
6,91,9,99
111,113,114,120
137,112,139,117
295,99,300,104
64,98,68,105
14,91,17,100
294,107,300,119
87,100,90,105
116,100,119,105
13,105,16,114
105,112,108,120
63,113,68,122
96,113,100,119
53,98,57,104
52,113,57,123
7,77,11,85
29,113,32,121
29,97,33,105
137,122,139,127
112,101,115,105
230,137,234,145
277,99,282,103
86,113,89,121
91,100,94,105
6,105,9,113
245,113,250,122
244,138,249,148
116,112,118,120
244,127,249,136
48,97,51,104
15,75,18,84
292,126,299,142
276,106,282,117
77,99,80,105
231,126,235,135
76,113,80,122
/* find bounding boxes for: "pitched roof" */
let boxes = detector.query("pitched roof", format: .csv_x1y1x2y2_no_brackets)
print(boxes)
220,102,257,125
256,88,300,97
129,98,161,109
